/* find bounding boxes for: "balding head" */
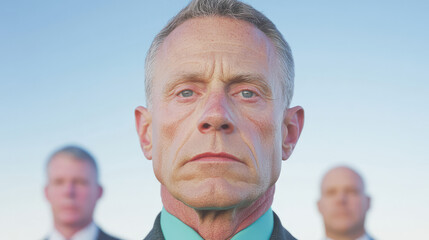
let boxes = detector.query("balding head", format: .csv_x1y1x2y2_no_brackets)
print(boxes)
321,166,366,195
317,166,371,240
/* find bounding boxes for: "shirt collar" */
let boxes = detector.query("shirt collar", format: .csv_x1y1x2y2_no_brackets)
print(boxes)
160,207,274,240
326,233,370,240
49,222,99,240
356,233,371,240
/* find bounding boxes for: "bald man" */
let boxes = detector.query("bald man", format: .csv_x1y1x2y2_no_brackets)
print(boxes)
317,166,374,240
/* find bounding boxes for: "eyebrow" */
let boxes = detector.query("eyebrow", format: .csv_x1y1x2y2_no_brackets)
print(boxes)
163,73,207,95
164,72,273,98
226,73,272,98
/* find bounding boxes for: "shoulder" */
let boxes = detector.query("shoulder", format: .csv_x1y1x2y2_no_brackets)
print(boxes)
97,228,122,240
270,211,297,240
144,213,164,240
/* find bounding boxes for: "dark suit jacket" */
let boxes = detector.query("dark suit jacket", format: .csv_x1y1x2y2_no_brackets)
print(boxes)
98,228,122,240
144,211,296,240
44,227,121,240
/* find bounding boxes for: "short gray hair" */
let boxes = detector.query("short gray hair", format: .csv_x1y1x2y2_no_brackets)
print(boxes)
145,0,294,108
46,145,99,181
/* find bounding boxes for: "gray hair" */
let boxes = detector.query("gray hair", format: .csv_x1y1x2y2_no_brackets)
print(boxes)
46,145,99,181
145,0,294,108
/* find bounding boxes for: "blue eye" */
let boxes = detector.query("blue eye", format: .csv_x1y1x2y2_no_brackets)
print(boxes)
179,89,194,97
241,90,254,98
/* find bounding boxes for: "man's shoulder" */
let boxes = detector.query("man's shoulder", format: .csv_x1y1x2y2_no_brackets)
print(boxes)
270,211,297,240
144,213,164,240
97,228,122,240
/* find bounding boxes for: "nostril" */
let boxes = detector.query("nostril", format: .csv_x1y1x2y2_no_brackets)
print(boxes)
202,123,210,129
221,124,229,130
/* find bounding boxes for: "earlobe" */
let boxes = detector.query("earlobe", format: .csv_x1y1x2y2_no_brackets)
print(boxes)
44,185,50,201
97,185,104,199
317,199,322,213
135,106,153,160
366,195,371,211
282,106,304,160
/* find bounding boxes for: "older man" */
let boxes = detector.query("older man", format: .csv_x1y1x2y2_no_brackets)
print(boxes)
317,166,374,240
44,145,120,240
135,0,304,239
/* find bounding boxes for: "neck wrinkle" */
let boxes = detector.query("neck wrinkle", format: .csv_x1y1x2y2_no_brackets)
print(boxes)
161,184,275,240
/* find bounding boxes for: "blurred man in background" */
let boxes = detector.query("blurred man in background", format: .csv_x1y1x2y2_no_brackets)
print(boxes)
44,145,120,240
317,166,374,240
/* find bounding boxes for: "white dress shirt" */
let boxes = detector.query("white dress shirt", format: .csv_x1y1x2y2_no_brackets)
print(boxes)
326,233,371,240
48,222,99,240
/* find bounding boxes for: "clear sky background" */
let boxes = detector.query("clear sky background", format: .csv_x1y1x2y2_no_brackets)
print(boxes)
1,0,428,239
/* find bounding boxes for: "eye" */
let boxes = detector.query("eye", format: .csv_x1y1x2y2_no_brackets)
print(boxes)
75,179,88,186
178,89,194,97
241,90,255,98
53,179,64,186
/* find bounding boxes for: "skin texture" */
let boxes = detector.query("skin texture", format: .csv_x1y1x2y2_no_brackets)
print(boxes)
44,153,103,239
317,166,371,240
136,16,304,240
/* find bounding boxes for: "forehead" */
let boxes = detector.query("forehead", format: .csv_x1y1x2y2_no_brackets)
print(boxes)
47,153,95,178
321,168,364,191
154,16,277,78
163,16,273,53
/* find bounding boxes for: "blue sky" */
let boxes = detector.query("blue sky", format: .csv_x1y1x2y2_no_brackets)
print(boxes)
1,0,428,239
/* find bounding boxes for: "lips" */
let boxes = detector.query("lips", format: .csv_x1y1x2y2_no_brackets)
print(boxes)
189,152,242,163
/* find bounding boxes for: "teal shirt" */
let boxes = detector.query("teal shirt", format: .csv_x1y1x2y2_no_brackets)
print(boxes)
160,208,274,240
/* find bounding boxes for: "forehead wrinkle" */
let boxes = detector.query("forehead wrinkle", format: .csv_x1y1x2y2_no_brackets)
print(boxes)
169,43,269,59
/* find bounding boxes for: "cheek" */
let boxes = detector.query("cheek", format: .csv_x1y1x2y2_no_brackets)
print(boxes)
76,186,96,203
76,188,90,202
240,108,282,181
151,104,196,182
355,198,367,215
49,187,64,201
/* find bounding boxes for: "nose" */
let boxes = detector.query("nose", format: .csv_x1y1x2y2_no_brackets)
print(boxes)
335,191,347,205
64,182,76,198
197,92,234,134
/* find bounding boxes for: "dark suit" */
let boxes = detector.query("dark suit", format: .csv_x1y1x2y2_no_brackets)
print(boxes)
144,211,296,240
44,227,121,240
98,228,122,240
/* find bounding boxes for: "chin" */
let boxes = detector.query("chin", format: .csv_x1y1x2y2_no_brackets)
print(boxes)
59,216,82,226
57,210,86,225
173,178,260,210
331,222,356,233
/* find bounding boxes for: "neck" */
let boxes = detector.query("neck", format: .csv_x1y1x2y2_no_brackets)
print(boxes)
326,227,366,240
54,220,91,239
161,185,274,240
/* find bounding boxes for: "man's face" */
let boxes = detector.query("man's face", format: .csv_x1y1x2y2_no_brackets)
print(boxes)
318,168,370,235
45,154,102,228
136,17,303,209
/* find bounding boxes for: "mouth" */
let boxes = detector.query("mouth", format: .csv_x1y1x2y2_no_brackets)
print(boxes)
189,152,243,163
61,206,78,212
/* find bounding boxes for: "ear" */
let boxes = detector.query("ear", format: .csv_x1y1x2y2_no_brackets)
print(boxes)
365,195,371,212
44,185,50,202
282,106,304,160
317,199,322,213
135,106,153,160
97,185,104,200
